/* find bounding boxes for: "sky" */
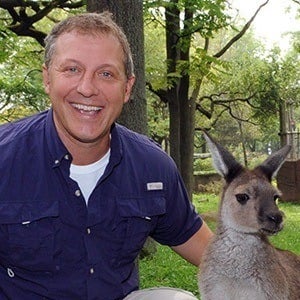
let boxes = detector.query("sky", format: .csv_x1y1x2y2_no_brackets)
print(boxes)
231,0,300,52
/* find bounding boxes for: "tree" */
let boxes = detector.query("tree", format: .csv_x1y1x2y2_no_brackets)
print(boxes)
0,16,47,123
0,0,84,46
204,35,279,153
146,0,270,199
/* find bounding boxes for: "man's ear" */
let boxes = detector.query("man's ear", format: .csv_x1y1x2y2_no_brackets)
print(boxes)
124,76,135,104
42,64,50,94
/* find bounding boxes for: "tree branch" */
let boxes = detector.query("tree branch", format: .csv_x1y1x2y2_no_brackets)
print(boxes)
146,81,169,104
0,0,85,46
196,102,212,119
214,0,270,58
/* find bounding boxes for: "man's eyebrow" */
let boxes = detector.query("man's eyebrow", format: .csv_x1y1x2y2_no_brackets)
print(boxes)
59,58,81,65
59,60,117,69
97,63,118,69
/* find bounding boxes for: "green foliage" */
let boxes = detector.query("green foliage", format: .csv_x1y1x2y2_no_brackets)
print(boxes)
198,37,292,150
144,1,299,155
0,15,48,122
144,18,167,90
193,157,214,174
147,91,169,147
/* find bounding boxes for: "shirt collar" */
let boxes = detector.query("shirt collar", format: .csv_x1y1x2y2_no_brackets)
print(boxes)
107,123,123,166
45,109,71,168
45,109,123,168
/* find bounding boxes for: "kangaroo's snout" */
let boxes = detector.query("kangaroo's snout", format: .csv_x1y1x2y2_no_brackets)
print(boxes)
267,212,283,225
259,208,284,235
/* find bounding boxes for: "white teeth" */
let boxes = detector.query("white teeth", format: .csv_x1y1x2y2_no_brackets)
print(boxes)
72,103,102,111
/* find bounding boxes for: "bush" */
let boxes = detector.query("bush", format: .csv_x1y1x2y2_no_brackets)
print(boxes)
193,157,214,174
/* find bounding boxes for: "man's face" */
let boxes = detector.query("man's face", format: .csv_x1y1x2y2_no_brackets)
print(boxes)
43,31,135,146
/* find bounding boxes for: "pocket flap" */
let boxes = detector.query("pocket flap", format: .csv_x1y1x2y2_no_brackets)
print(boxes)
118,196,166,217
0,201,59,224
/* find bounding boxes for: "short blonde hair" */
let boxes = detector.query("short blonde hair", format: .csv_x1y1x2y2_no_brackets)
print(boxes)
44,12,134,79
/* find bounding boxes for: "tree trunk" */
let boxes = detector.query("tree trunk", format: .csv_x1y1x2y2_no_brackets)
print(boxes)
163,1,268,200
165,2,195,199
179,87,195,200
169,95,181,170
238,121,248,167
279,99,288,146
165,0,181,169
87,0,148,135
179,8,194,200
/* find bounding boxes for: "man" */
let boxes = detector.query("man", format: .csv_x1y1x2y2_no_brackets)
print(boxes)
0,12,213,299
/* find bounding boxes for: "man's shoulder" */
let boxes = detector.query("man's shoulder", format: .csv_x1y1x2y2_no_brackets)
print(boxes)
114,124,177,170
115,124,167,156
0,111,48,147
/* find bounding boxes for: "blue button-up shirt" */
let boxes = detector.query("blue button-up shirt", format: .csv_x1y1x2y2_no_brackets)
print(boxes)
0,110,202,299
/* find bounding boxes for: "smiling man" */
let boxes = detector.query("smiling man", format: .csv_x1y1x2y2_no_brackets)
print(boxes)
0,12,213,299
42,21,135,166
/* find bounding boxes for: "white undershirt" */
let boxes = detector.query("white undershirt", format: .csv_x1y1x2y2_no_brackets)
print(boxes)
70,149,111,204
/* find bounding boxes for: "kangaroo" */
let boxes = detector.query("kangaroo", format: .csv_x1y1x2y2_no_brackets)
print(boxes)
198,132,300,300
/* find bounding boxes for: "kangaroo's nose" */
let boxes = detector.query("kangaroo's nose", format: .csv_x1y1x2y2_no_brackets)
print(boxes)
267,212,283,225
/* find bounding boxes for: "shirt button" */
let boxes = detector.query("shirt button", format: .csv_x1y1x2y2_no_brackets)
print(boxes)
87,228,91,235
7,268,14,278
75,189,81,197
54,159,60,165
90,268,94,275
64,154,70,160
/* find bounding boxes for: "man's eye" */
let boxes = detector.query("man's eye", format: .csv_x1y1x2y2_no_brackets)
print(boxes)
68,67,78,72
63,66,79,74
100,71,112,78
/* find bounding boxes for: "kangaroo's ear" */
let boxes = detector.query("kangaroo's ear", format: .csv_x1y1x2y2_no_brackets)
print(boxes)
203,131,243,183
256,145,291,181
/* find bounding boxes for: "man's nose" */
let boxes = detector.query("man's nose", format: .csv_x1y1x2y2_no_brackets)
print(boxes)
77,73,99,97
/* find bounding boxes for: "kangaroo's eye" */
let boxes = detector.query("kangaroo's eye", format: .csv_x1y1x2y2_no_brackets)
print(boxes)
274,195,280,205
235,193,250,204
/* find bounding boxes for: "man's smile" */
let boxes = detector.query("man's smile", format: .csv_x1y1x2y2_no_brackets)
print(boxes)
71,103,103,113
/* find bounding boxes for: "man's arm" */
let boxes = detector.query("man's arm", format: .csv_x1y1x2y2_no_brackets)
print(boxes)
171,221,214,266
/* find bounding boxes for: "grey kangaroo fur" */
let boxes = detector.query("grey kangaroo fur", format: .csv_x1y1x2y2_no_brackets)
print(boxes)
199,132,300,300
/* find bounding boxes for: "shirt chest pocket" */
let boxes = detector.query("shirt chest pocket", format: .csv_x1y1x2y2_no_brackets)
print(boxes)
0,201,59,272
116,196,166,261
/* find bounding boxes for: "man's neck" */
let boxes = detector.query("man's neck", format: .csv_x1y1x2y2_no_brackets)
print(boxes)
61,134,111,166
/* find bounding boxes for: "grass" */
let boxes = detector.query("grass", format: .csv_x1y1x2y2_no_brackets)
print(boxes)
139,245,200,296
270,201,300,253
139,193,300,298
